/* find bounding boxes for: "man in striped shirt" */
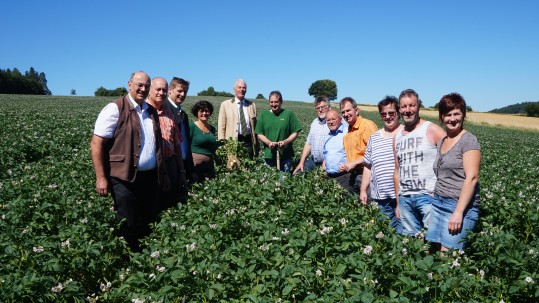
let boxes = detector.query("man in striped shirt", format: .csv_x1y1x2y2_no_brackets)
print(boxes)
147,77,187,210
360,96,403,233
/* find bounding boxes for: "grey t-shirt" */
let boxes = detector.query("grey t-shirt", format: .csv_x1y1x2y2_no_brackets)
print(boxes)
433,131,481,207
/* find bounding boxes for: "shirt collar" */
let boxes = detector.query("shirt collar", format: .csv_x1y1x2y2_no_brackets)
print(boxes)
329,123,346,135
128,94,147,111
350,116,363,130
167,98,181,111
235,97,246,105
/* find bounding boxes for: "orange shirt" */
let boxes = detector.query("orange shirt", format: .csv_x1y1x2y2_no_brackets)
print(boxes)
343,116,378,163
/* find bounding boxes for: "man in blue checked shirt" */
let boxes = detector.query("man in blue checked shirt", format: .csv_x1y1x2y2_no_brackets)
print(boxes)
322,110,350,191
293,96,331,174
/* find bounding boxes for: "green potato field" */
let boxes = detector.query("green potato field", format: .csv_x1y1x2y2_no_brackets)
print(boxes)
0,95,538,302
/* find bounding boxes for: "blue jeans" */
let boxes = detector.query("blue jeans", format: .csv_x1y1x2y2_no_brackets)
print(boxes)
425,194,480,249
398,194,432,236
264,158,293,173
373,198,402,234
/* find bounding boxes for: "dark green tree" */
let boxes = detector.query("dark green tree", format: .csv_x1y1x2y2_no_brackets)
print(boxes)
0,67,49,95
70,89,77,96
308,79,337,101
94,86,127,97
38,72,51,95
256,94,265,99
197,86,234,97
525,102,539,117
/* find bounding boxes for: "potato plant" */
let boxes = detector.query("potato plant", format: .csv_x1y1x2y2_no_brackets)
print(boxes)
0,95,537,302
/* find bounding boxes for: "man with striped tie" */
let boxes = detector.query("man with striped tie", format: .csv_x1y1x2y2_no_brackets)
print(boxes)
217,79,259,158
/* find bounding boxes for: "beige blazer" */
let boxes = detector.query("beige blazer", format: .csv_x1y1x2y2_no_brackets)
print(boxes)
217,98,257,141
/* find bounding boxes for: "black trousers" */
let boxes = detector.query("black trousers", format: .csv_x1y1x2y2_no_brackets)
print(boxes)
238,134,256,158
161,157,187,210
327,171,364,196
110,170,160,252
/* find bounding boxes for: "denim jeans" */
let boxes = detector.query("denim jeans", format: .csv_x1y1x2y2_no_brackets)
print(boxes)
373,198,402,234
398,194,432,236
425,194,480,249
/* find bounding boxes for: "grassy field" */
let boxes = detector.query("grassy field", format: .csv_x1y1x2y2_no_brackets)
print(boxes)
1,94,538,302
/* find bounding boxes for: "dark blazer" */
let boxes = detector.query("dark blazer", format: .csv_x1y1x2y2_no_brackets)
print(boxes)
164,99,194,179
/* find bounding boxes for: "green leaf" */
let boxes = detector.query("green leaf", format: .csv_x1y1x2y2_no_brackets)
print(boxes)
282,285,294,296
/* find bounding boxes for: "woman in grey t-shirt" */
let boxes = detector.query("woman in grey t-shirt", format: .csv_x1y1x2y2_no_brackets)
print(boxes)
426,93,481,252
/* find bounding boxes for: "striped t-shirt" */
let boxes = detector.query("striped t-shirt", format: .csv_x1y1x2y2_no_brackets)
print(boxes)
363,130,396,200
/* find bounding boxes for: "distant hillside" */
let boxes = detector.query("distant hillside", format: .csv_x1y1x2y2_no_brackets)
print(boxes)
489,101,538,114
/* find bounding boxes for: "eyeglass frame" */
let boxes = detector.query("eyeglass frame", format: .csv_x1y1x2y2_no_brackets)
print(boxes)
380,111,397,117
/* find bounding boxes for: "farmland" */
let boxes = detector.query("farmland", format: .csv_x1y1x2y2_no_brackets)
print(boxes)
0,94,538,302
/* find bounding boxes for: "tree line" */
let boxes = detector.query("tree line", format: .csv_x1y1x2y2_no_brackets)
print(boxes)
489,101,539,117
0,67,51,95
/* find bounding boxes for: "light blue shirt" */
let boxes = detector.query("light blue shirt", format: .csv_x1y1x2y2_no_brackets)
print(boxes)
323,123,348,174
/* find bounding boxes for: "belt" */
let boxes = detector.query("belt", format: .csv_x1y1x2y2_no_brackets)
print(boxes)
327,171,348,178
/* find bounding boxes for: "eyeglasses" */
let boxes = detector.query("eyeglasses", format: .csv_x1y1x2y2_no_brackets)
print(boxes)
131,82,150,89
315,105,329,111
380,111,397,117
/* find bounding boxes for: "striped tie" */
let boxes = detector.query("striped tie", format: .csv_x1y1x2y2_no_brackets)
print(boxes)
239,101,248,135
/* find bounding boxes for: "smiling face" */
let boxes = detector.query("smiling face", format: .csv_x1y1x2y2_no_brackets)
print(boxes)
169,83,188,105
379,103,399,131
315,101,330,119
442,108,464,134
197,107,211,122
340,101,358,125
148,78,168,109
234,80,247,100
269,94,282,113
399,95,420,128
128,72,151,102
326,110,341,132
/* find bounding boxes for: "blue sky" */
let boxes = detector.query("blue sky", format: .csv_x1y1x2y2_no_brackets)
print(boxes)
3,0,538,112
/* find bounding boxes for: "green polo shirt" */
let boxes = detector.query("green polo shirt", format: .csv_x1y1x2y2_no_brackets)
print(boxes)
255,109,302,160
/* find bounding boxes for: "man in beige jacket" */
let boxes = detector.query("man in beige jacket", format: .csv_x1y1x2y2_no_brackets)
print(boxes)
217,79,258,157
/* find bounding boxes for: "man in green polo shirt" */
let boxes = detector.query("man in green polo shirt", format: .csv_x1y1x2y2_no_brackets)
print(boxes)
255,91,302,172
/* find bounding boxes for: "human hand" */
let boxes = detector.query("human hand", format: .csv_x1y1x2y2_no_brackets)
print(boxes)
293,164,304,175
95,177,109,197
448,211,464,235
359,191,368,205
278,141,286,148
338,162,353,173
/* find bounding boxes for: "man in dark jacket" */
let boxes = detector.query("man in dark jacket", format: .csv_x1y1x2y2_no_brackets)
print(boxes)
91,71,169,252
164,77,196,184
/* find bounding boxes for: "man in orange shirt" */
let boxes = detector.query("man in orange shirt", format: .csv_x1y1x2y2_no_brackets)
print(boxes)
338,97,378,195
